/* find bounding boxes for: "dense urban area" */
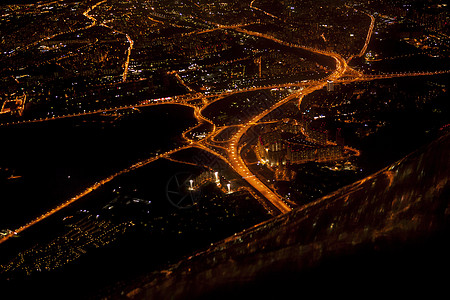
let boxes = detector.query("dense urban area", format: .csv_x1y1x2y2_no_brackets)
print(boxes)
0,0,449,298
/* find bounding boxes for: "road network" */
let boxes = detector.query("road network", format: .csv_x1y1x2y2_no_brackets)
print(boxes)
0,1,448,245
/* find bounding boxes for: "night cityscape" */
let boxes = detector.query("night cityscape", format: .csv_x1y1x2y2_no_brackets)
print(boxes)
0,0,449,299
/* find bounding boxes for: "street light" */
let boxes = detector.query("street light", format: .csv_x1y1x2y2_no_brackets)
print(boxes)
214,171,220,185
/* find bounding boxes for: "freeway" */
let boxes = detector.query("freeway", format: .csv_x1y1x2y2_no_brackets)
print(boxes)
346,6,375,62
0,145,192,244
334,69,450,83
357,11,375,59
214,15,353,214
120,32,134,82
82,0,107,24
225,82,342,215
1,66,443,128
0,80,314,128
3,0,106,59
92,4,134,83
0,5,365,244
103,25,134,83
226,92,301,214
1,1,449,247
250,0,283,22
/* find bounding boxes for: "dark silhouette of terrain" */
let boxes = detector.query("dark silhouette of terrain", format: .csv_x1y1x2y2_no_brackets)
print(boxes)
119,133,450,299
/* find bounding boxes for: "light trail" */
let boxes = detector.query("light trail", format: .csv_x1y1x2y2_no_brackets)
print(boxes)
334,69,450,83
346,5,375,62
0,145,191,245
4,0,105,58
122,33,134,82
36,0,64,8
0,10,359,235
1,2,449,247
226,91,305,214
169,71,196,93
82,0,106,24
209,125,243,143
358,12,375,58
249,0,283,22
217,16,352,214
98,21,134,83
0,81,314,127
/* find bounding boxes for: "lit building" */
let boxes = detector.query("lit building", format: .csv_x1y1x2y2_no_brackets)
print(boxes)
0,94,26,116
327,80,334,92
257,131,287,166
287,144,344,164
258,120,347,166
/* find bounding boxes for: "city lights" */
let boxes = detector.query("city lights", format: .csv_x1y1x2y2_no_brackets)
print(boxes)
0,0,448,298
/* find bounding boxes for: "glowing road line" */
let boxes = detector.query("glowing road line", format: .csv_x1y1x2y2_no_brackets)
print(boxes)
2,3,449,246
358,12,375,58
123,34,134,82
83,0,106,24
0,146,190,245
250,0,282,22
226,90,305,214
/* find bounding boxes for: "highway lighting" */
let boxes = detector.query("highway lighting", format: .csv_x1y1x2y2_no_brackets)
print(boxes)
3,2,445,248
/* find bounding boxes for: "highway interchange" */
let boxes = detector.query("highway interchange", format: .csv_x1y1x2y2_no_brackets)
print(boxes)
0,0,449,245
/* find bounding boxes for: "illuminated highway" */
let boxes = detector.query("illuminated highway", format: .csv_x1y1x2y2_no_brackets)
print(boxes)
99,22,134,82
358,11,375,59
346,6,375,62
0,145,192,244
334,69,450,83
123,33,134,82
1,66,444,129
3,0,106,58
1,1,449,248
82,0,106,24
250,0,283,22
226,91,302,214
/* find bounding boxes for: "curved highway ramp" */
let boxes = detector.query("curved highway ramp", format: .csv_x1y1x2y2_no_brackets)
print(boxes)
115,133,450,299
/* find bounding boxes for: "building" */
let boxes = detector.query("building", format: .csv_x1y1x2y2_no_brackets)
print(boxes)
327,80,334,92
0,93,26,116
257,131,287,166
287,144,344,164
257,120,346,166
